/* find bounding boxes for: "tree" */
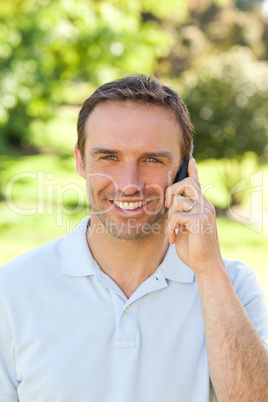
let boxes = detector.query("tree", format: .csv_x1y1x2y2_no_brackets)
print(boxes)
1,0,267,176
0,0,174,153
177,47,268,205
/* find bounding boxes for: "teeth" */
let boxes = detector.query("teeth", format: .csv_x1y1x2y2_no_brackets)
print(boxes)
113,201,147,210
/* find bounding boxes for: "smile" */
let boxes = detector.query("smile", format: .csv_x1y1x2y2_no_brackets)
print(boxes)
113,201,148,210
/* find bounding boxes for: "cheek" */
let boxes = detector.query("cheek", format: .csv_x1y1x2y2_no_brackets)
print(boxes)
145,178,169,204
147,171,173,190
86,173,117,194
87,161,120,188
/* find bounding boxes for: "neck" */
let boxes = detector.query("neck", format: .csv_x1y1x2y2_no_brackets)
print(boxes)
87,215,169,298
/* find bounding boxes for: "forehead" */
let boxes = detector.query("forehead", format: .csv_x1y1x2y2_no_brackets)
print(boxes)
84,101,182,154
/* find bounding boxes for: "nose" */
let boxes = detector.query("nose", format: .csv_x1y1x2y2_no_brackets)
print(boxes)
116,162,145,195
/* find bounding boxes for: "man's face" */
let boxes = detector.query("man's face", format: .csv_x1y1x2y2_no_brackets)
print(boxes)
75,101,182,241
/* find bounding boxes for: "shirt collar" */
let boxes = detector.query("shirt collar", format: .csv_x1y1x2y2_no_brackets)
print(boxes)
62,216,96,276
62,216,194,283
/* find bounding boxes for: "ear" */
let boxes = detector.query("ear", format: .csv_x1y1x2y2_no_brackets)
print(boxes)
74,144,86,179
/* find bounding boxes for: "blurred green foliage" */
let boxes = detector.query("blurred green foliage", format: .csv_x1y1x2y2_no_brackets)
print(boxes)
0,0,268,172
1,152,268,305
1,0,267,302
0,0,175,151
180,47,268,162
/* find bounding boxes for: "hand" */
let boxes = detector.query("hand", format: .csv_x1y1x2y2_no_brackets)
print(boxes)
165,158,224,276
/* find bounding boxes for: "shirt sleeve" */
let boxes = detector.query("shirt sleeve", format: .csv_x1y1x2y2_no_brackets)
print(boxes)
0,287,19,402
225,259,268,352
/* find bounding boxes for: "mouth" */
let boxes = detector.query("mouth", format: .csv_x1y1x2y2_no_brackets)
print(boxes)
112,200,148,210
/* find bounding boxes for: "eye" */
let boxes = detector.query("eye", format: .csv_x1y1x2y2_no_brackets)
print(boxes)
146,157,160,163
103,155,117,160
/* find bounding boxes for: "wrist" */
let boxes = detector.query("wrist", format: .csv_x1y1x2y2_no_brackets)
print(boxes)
194,255,226,281
195,260,232,301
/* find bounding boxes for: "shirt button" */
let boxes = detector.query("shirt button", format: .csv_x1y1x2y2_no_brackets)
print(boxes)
125,306,131,313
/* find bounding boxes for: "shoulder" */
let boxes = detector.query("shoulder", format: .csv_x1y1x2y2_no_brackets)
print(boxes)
0,216,91,294
0,236,64,285
223,258,260,299
223,258,266,307
224,258,257,283
224,258,268,351
224,258,268,334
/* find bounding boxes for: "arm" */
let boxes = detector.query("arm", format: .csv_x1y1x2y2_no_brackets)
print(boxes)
196,263,268,401
165,158,268,401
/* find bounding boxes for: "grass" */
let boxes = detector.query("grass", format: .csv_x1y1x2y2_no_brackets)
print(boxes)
1,106,268,307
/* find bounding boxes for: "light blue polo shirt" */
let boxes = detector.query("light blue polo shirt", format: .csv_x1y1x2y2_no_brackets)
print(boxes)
0,217,267,402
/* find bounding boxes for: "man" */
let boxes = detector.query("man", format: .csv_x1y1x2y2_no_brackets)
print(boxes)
0,74,267,401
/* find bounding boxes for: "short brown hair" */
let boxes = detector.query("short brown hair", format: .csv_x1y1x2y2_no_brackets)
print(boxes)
77,74,193,162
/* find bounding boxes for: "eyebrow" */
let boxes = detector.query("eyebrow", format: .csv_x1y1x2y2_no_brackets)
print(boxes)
90,147,120,156
90,147,174,163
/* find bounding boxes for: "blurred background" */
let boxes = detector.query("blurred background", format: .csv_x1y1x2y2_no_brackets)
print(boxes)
0,0,267,304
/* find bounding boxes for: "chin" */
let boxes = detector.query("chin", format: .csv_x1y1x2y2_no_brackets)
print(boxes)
105,220,163,241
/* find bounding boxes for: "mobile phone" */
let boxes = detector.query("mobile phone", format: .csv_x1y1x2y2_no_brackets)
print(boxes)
174,154,192,183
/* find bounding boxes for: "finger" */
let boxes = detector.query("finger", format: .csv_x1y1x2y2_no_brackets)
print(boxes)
188,158,201,189
168,195,200,216
187,158,216,217
168,212,192,232
168,211,211,235
165,177,206,209
166,219,177,244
